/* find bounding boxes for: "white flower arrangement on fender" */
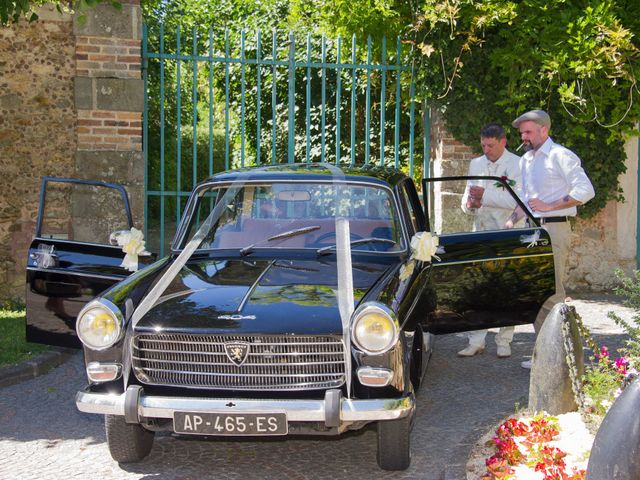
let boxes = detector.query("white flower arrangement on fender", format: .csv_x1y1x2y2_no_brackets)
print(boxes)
399,231,441,281
410,231,440,262
110,227,148,272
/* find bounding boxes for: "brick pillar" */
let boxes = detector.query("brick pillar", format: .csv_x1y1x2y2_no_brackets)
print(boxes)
430,109,478,178
72,0,144,226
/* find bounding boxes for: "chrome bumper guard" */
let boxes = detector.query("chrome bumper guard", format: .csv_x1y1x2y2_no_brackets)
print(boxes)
76,387,415,424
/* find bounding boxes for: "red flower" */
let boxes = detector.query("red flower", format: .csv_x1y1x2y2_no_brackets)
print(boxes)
483,415,582,479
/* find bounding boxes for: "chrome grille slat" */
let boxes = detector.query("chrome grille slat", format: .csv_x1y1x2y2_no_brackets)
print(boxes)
132,357,344,367
132,334,346,390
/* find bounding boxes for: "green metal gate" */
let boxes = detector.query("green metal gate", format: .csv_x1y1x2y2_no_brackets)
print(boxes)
142,25,429,255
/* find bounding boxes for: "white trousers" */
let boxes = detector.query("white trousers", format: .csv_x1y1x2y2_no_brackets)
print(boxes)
533,221,572,332
466,326,514,348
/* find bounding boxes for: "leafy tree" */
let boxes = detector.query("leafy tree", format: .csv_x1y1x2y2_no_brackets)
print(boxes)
307,0,640,218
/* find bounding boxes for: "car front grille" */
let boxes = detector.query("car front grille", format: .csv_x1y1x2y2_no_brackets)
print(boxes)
132,333,346,390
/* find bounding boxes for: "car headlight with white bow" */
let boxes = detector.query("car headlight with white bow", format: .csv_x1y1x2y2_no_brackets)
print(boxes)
76,299,124,350
351,303,398,354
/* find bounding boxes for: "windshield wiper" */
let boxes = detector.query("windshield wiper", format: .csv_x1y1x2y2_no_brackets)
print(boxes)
239,225,321,256
316,237,397,256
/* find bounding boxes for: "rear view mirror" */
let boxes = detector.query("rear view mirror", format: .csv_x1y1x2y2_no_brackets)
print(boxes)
276,190,311,202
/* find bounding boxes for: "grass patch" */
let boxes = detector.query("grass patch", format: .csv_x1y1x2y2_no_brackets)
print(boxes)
0,309,49,368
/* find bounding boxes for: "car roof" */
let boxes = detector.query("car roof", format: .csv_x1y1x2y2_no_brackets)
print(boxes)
199,163,409,189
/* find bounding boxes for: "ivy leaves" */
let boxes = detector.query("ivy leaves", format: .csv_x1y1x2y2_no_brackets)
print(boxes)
0,0,121,26
402,0,639,218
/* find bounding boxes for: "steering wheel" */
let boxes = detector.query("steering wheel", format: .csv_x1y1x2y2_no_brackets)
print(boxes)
311,231,364,248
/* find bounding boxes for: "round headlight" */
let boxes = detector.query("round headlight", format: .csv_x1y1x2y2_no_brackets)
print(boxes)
76,300,123,350
351,303,398,354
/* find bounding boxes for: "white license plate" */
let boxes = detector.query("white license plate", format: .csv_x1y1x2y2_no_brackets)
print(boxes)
173,412,288,435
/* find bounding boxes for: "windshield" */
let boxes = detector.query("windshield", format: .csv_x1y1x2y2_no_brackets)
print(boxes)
180,181,405,253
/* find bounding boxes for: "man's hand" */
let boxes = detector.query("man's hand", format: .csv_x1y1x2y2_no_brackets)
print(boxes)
505,206,524,229
528,198,553,213
469,185,485,200
466,197,482,209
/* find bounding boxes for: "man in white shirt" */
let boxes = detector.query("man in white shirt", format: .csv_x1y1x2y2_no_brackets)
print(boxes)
505,109,595,368
458,123,521,358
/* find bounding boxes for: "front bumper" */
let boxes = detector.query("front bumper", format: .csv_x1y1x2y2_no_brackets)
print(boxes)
76,387,415,426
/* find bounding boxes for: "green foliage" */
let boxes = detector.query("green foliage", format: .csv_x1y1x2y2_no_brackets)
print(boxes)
1,297,25,310
609,269,640,366
142,1,422,192
142,0,291,33
583,269,640,416
288,0,409,45
0,308,48,368
582,348,624,415
308,0,640,219
0,0,119,26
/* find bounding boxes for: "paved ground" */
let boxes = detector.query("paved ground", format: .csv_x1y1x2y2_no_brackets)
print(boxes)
0,294,633,480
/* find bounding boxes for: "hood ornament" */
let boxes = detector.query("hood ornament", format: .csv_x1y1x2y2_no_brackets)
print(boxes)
224,342,250,366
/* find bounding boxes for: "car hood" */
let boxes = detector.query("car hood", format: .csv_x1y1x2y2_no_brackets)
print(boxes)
135,257,396,335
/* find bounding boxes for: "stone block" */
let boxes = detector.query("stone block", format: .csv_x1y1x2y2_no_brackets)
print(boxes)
73,3,140,40
439,159,469,177
95,78,144,112
0,93,22,109
74,77,93,110
528,303,584,414
75,150,143,185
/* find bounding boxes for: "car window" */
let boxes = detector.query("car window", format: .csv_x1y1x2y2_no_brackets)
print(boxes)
425,177,525,235
181,182,405,252
39,180,130,244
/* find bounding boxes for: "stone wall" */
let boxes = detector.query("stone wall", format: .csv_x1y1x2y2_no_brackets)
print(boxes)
0,6,76,301
0,2,143,301
568,138,638,290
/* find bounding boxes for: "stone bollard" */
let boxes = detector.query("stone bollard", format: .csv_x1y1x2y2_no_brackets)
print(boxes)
586,377,640,479
528,303,584,414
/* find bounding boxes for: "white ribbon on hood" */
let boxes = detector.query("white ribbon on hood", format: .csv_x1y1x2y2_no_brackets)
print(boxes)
325,163,355,399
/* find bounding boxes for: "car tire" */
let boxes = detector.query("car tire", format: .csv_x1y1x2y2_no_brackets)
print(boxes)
105,414,155,463
376,414,411,471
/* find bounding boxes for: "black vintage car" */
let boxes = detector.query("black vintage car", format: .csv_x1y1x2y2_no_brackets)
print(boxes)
26,164,555,470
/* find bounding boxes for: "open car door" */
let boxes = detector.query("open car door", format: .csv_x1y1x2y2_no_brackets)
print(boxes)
422,176,555,334
26,177,152,348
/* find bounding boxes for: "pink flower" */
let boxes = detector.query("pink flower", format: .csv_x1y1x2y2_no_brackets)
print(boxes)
615,357,629,374
596,345,609,359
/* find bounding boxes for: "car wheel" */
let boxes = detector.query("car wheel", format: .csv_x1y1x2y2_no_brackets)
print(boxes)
376,414,411,471
105,414,154,463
